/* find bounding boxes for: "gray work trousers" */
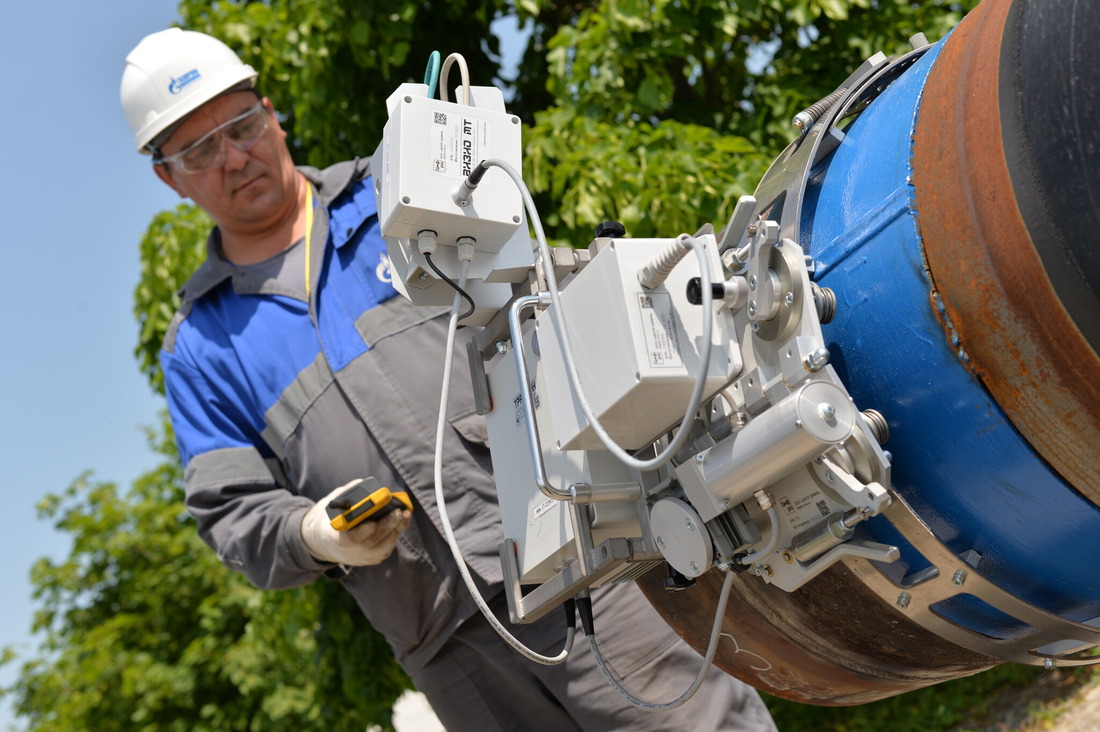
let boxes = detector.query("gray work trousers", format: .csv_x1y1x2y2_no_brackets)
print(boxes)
410,580,777,731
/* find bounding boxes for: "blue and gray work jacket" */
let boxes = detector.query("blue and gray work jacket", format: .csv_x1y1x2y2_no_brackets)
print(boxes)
162,159,503,673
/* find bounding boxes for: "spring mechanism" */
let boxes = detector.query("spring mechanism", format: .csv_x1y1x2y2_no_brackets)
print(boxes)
793,87,849,134
812,282,837,324
861,409,890,445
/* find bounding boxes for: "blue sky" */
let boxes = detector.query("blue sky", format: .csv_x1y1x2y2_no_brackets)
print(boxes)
0,0,181,727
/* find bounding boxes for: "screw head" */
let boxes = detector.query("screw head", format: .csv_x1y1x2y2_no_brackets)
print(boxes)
749,275,757,290
419,271,430,280
495,340,508,354
896,592,912,609
748,300,757,316
804,347,830,372
952,569,967,587
784,292,794,307
685,518,695,532
689,561,700,575
819,403,836,420
656,536,666,550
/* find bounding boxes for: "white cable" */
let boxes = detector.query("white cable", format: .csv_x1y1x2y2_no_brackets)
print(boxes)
481,158,715,472
739,505,780,565
433,258,574,665
439,53,471,106
587,568,737,711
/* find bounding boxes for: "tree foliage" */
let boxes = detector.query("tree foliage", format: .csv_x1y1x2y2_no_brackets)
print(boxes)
7,0,982,729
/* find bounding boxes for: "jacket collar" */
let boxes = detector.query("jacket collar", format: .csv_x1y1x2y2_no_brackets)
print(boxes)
179,158,373,304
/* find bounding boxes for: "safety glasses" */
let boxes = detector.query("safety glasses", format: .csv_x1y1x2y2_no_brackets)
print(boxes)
156,103,269,174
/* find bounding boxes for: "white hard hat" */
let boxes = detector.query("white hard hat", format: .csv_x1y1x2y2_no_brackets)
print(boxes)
121,28,258,154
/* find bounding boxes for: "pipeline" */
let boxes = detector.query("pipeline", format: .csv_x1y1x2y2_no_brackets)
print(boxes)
639,0,1100,704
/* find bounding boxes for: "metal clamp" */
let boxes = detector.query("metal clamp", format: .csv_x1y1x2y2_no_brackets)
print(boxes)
842,490,1100,667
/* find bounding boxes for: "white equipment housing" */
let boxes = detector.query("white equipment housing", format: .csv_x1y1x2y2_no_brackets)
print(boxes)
372,84,528,325
376,83,523,250
536,237,739,451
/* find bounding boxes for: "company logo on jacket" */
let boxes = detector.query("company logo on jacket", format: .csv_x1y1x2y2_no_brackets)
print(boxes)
376,253,393,284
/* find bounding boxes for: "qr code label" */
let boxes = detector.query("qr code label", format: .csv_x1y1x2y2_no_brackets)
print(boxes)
781,490,837,531
434,111,448,125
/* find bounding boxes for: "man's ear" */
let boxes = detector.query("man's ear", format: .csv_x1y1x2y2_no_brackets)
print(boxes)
262,97,288,142
153,163,187,199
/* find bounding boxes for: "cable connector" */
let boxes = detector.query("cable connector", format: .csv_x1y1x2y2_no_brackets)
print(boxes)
456,237,476,263
753,489,774,512
638,234,694,289
452,160,490,207
417,229,438,256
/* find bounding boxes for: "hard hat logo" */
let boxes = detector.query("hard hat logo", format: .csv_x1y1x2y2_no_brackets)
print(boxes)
168,69,202,95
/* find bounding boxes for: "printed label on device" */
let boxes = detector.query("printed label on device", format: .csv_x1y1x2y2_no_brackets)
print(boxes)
779,489,835,532
637,292,683,368
430,112,490,180
533,496,556,521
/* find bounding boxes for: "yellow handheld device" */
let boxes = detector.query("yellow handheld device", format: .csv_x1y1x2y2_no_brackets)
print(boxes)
326,477,413,532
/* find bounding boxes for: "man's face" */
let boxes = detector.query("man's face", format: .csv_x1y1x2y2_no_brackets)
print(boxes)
154,91,298,235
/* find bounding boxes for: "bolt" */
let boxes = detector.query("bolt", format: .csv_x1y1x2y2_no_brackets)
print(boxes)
748,300,757,316
751,322,761,334
1044,657,1056,670
694,453,705,462
826,471,836,484
762,565,775,577
495,340,508,354
819,403,836,420
897,592,912,609
952,569,967,587
689,561,700,575
721,500,731,510
656,536,666,550
419,271,430,280
782,550,794,564
784,291,794,307
685,518,695,532
749,275,757,290
804,347,830,372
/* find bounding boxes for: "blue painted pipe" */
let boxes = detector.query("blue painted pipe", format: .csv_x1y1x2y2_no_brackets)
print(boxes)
805,21,1100,635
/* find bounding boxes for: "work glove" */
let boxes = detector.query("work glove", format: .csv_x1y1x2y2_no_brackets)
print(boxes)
301,480,411,566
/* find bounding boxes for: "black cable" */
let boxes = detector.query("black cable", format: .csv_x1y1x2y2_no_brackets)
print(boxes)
423,251,476,321
576,593,595,637
563,598,577,632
